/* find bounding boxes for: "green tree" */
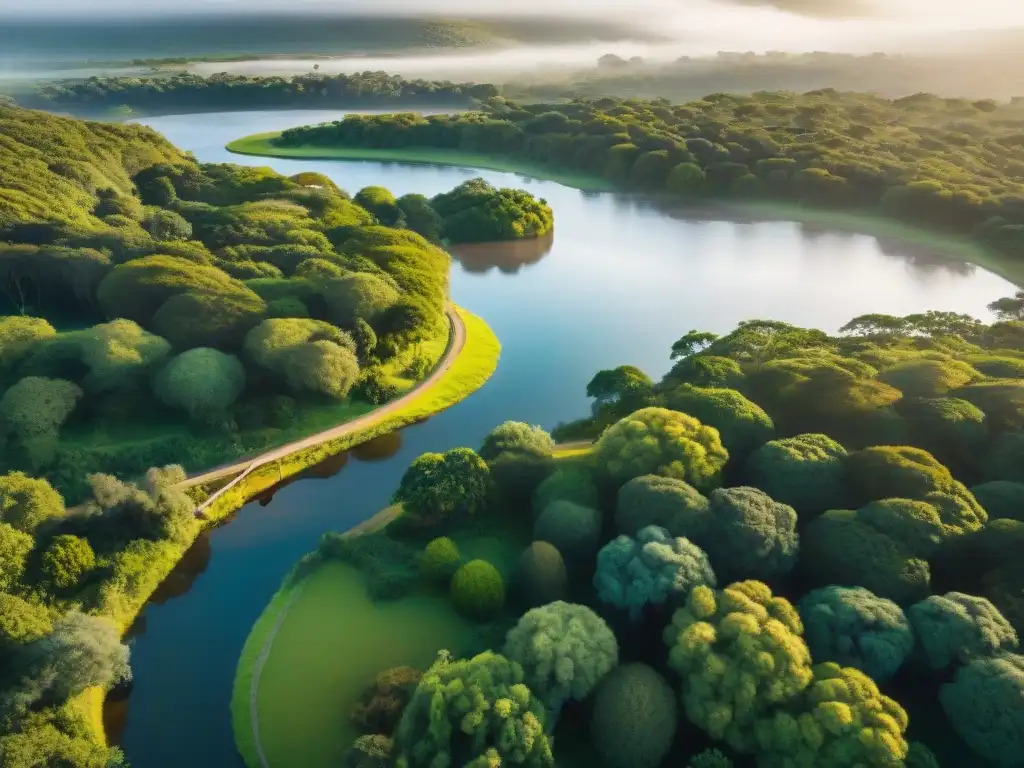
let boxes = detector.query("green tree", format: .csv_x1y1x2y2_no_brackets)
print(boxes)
670,330,718,360
0,593,52,654
450,560,505,620
393,650,554,768
665,384,774,457
504,601,618,711
586,365,653,412
479,421,555,499
418,537,460,584
154,347,246,422
0,316,55,373
397,193,444,242
511,542,567,609
743,433,849,519
393,448,491,524
532,468,598,517
940,653,1024,768
0,472,64,533
908,592,1019,669
321,273,400,328
589,663,677,768
701,487,799,582
41,535,96,590
0,377,82,466
533,500,601,562
0,523,33,592
355,186,405,227
145,209,192,240
151,290,267,350
75,319,172,392
971,481,1024,522
615,474,710,538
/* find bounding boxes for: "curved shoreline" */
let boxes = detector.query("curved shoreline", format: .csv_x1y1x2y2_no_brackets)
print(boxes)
227,131,1024,288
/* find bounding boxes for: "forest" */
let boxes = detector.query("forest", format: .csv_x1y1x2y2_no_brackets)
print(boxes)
286,295,1024,768
20,72,500,117
275,90,1024,264
0,104,547,504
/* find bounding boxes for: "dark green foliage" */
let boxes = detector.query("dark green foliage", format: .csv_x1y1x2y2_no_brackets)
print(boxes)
151,289,267,350
317,532,417,601
418,537,460,584
798,585,914,681
701,487,799,582
845,445,957,503
479,421,555,500
429,177,554,243
532,467,598,517
350,666,422,735
511,542,567,608
940,653,1024,768
393,448,491,525
321,272,400,328
354,186,405,227
586,365,654,413
665,354,742,389
988,430,1024,483
533,500,601,562
743,433,848,519
153,347,246,422
397,194,444,242
590,663,677,768
687,749,733,768
0,524,33,592
0,593,51,654
450,560,505,620
41,535,95,590
665,383,774,457
0,472,65,533
878,358,979,397
615,474,710,538
896,396,987,469
971,481,1024,522
908,592,1019,669
84,466,197,545
955,379,1024,430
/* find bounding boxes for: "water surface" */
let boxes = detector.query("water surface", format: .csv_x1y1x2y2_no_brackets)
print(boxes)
115,109,1017,767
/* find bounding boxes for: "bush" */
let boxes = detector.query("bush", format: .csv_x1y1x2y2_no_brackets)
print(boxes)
479,421,555,499
663,581,813,752
702,487,799,582
590,663,677,768
450,560,505,620
533,500,601,562
845,445,956,503
532,467,598,516
317,532,417,602
342,735,393,768
878,358,979,397
504,601,618,710
594,526,716,620
511,541,567,608
0,377,82,458
0,472,65,533
418,537,460,584
971,481,1024,522
908,592,1019,669
41,534,96,590
0,316,55,372
665,384,774,457
350,666,422,734
393,448,492,525
798,585,914,681
940,653,1024,768
0,523,34,592
593,407,728,491
153,347,246,422
393,650,553,767
0,593,52,654
897,396,987,469
321,272,400,327
614,475,710,538
743,433,849,518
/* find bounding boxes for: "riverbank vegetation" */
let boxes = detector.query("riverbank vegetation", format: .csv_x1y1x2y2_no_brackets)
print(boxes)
274,90,1024,266
248,295,1024,767
0,104,517,504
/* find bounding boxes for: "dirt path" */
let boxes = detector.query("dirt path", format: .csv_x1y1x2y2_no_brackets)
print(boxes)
185,307,466,507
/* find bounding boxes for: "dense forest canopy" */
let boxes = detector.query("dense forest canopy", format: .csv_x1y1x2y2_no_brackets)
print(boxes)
277,89,1024,262
0,104,468,502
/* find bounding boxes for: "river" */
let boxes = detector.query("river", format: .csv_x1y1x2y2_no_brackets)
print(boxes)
114,109,1017,767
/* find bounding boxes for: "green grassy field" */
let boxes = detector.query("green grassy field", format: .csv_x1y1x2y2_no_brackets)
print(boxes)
240,561,474,768
227,132,615,192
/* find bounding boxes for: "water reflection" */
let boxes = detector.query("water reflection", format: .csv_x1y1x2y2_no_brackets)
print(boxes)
351,431,403,462
450,232,554,274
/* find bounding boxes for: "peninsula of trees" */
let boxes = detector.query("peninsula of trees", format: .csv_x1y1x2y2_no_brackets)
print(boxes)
274,90,1024,263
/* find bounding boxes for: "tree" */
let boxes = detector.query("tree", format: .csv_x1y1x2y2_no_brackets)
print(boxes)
532,468,598,517
354,186,405,227
0,523,33,592
342,735,393,768
665,384,774,457
665,163,706,197
393,448,491,524
878,358,979,397
670,331,719,360
397,193,444,242
987,289,1024,320
615,474,710,538
0,593,51,654
479,421,555,499
511,542,567,608
151,290,267,350
688,750,732,768
940,653,1024,768
595,526,716,620
351,318,378,359
0,316,55,373
321,273,400,328
393,651,553,768
589,663,677,768
350,666,422,734
41,535,96,590
971,481,1024,522
753,662,909,767
0,472,64,533
663,581,813,752
145,209,192,240
594,407,729,491
845,445,967,503
908,592,1019,669
450,560,505,620
897,396,987,470
281,340,360,400
743,433,849,519
701,487,799,582
504,601,618,711
75,319,172,392
586,366,653,411
154,347,246,422
418,537,460,584
0,377,82,466
798,586,914,681
533,500,602,562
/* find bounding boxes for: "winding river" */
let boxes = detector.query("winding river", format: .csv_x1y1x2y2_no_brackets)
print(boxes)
114,109,1017,768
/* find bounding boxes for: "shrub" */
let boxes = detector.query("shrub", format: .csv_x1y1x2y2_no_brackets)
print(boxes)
479,421,555,498
418,537,460,584
450,560,505,620
321,272,400,327
940,653,1024,768
594,526,716,620
41,534,96,590
504,601,618,710
593,407,728,491
663,581,813,752
393,448,491,525
798,585,914,681
75,319,172,391
511,541,567,608
753,662,910,767
342,735,393,768
0,523,34,592
350,666,422,734
665,384,774,457
702,487,799,582
743,433,849,518
0,472,65,532
0,593,52,654
590,663,677,768
393,650,554,767
845,445,956,503
971,481,1024,522
0,316,55,372
317,532,417,602
533,500,601,562
878,358,978,397
0,377,82,457
614,475,710,538
154,347,246,422
532,467,598,516
908,592,1020,669
280,340,360,400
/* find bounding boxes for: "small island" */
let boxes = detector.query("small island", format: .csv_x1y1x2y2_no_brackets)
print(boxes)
235,298,1024,768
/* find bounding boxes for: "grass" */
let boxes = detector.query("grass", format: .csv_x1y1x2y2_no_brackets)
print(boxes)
227,132,614,192
234,560,474,768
